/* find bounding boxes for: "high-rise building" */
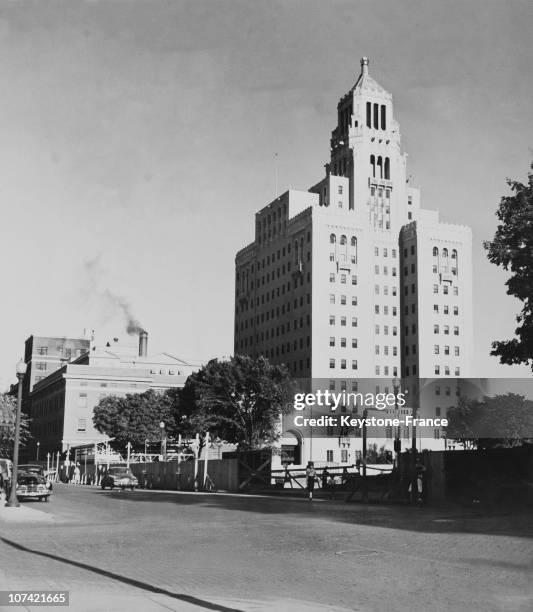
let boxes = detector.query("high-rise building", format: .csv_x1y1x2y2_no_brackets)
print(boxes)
234,58,473,462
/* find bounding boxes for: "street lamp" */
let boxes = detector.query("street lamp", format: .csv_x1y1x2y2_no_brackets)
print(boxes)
159,421,165,460
392,376,401,467
36,441,40,462
7,359,27,508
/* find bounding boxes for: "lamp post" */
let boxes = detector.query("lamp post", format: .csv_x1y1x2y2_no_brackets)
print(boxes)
36,441,40,462
159,421,165,460
362,407,368,503
392,376,401,468
7,359,27,508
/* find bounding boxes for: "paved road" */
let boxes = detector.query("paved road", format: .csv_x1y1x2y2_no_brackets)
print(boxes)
1,484,532,611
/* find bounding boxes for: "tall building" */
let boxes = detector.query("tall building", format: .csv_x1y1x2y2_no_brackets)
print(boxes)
234,58,473,463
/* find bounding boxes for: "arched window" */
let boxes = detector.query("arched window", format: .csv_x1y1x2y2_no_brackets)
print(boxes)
340,235,347,245
373,103,379,129
433,247,439,257
451,249,457,259
377,156,383,179
381,105,386,130
370,155,376,178
384,157,390,180
350,236,358,264
351,236,357,247
442,248,449,258
366,102,372,128
330,233,336,244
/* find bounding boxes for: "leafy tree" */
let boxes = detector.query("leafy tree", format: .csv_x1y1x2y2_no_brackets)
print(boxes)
446,393,533,449
93,389,180,454
180,355,293,451
484,165,533,370
0,393,32,458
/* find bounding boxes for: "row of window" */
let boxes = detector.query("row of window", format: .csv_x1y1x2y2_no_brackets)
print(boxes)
329,337,358,348
329,294,358,306
375,365,399,376
434,325,460,335
374,247,397,258
329,358,359,370
435,366,461,376
375,305,398,316
329,273,358,284
329,315,359,327
376,285,399,296
370,155,391,180
433,305,460,315
366,102,387,130
375,345,399,356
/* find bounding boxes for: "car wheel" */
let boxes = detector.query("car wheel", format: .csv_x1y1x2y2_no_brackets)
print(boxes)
101,484,106,490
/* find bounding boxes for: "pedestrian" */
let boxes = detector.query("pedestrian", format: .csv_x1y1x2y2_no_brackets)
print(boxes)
341,467,349,488
327,473,336,499
73,463,81,485
306,461,316,501
321,467,330,490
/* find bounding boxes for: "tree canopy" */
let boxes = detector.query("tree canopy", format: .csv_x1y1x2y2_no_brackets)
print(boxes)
445,393,533,449
0,393,32,458
484,165,533,370
180,355,293,451
93,389,181,454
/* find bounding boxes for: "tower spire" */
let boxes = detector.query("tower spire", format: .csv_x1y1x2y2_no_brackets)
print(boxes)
361,56,369,76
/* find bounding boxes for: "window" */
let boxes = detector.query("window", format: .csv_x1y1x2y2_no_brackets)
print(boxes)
375,285,380,295
352,338,357,348
341,295,347,305
454,346,460,356
36,346,48,355
329,315,335,325
340,316,346,326
330,273,335,283
338,185,343,195
434,304,439,313
77,393,87,408
352,360,358,370
341,359,347,369
455,367,460,376
435,365,440,375
433,284,438,294
341,449,348,463
352,317,358,327
36,362,47,371
375,305,380,314
330,233,336,244
443,285,449,295
329,359,335,369
341,337,346,347
434,345,439,354
329,337,335,347
77,418,87,432
454,326,459,336
375,265,380,274
432,246,438,256
352,296,357,306
445,366,450,376
326,450,334,462
341,274,347,284
434,325,439,334
444,325,450,335
435,386,441,396
329,380,336,391
375,325,380,334
375,345,380,355
444,305,449,315
453,286,459,296
433,265,438,273
329,294,335,304
375,366,380,375
444,345,450,356
454,306,459,315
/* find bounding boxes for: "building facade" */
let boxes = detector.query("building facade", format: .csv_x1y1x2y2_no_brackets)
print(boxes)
27,332,202,456
234,58,473,465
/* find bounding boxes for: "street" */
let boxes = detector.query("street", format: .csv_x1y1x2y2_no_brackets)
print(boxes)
0,484,532,611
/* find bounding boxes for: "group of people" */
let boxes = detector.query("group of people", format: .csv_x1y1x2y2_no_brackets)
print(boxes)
304,463,352,500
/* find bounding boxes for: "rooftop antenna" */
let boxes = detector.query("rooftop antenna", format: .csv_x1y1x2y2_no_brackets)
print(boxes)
274,152,279,197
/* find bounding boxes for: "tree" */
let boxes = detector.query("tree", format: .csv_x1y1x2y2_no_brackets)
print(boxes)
445,393,533,449
180,355,293,451
0,393,32,458
484,164,533,370
92,389,180,455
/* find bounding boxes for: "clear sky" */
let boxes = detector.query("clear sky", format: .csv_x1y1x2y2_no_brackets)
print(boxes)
1,0,532,390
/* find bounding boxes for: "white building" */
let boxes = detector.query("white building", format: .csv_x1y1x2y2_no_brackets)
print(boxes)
234,58,473,466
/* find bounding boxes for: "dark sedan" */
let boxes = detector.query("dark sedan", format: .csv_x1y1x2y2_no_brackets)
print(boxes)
101,467,138,490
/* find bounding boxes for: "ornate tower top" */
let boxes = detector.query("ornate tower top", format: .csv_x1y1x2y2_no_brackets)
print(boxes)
361,57,369,76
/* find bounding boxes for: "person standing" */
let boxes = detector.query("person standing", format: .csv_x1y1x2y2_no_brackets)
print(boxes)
306,461,316,501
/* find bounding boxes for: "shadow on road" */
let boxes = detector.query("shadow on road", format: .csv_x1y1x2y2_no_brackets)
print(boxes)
89,487,533,539
0,537,244,612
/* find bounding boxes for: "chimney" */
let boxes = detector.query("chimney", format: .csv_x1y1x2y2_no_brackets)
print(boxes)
139,330,148,357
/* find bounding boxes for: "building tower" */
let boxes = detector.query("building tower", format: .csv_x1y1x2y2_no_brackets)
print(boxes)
234,58,472,460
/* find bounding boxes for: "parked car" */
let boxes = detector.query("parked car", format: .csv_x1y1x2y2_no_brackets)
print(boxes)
101,467,138,490
16,472,51,502
18,464,53,490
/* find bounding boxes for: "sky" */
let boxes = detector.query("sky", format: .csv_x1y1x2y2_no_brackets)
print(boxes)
0,0,532,390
